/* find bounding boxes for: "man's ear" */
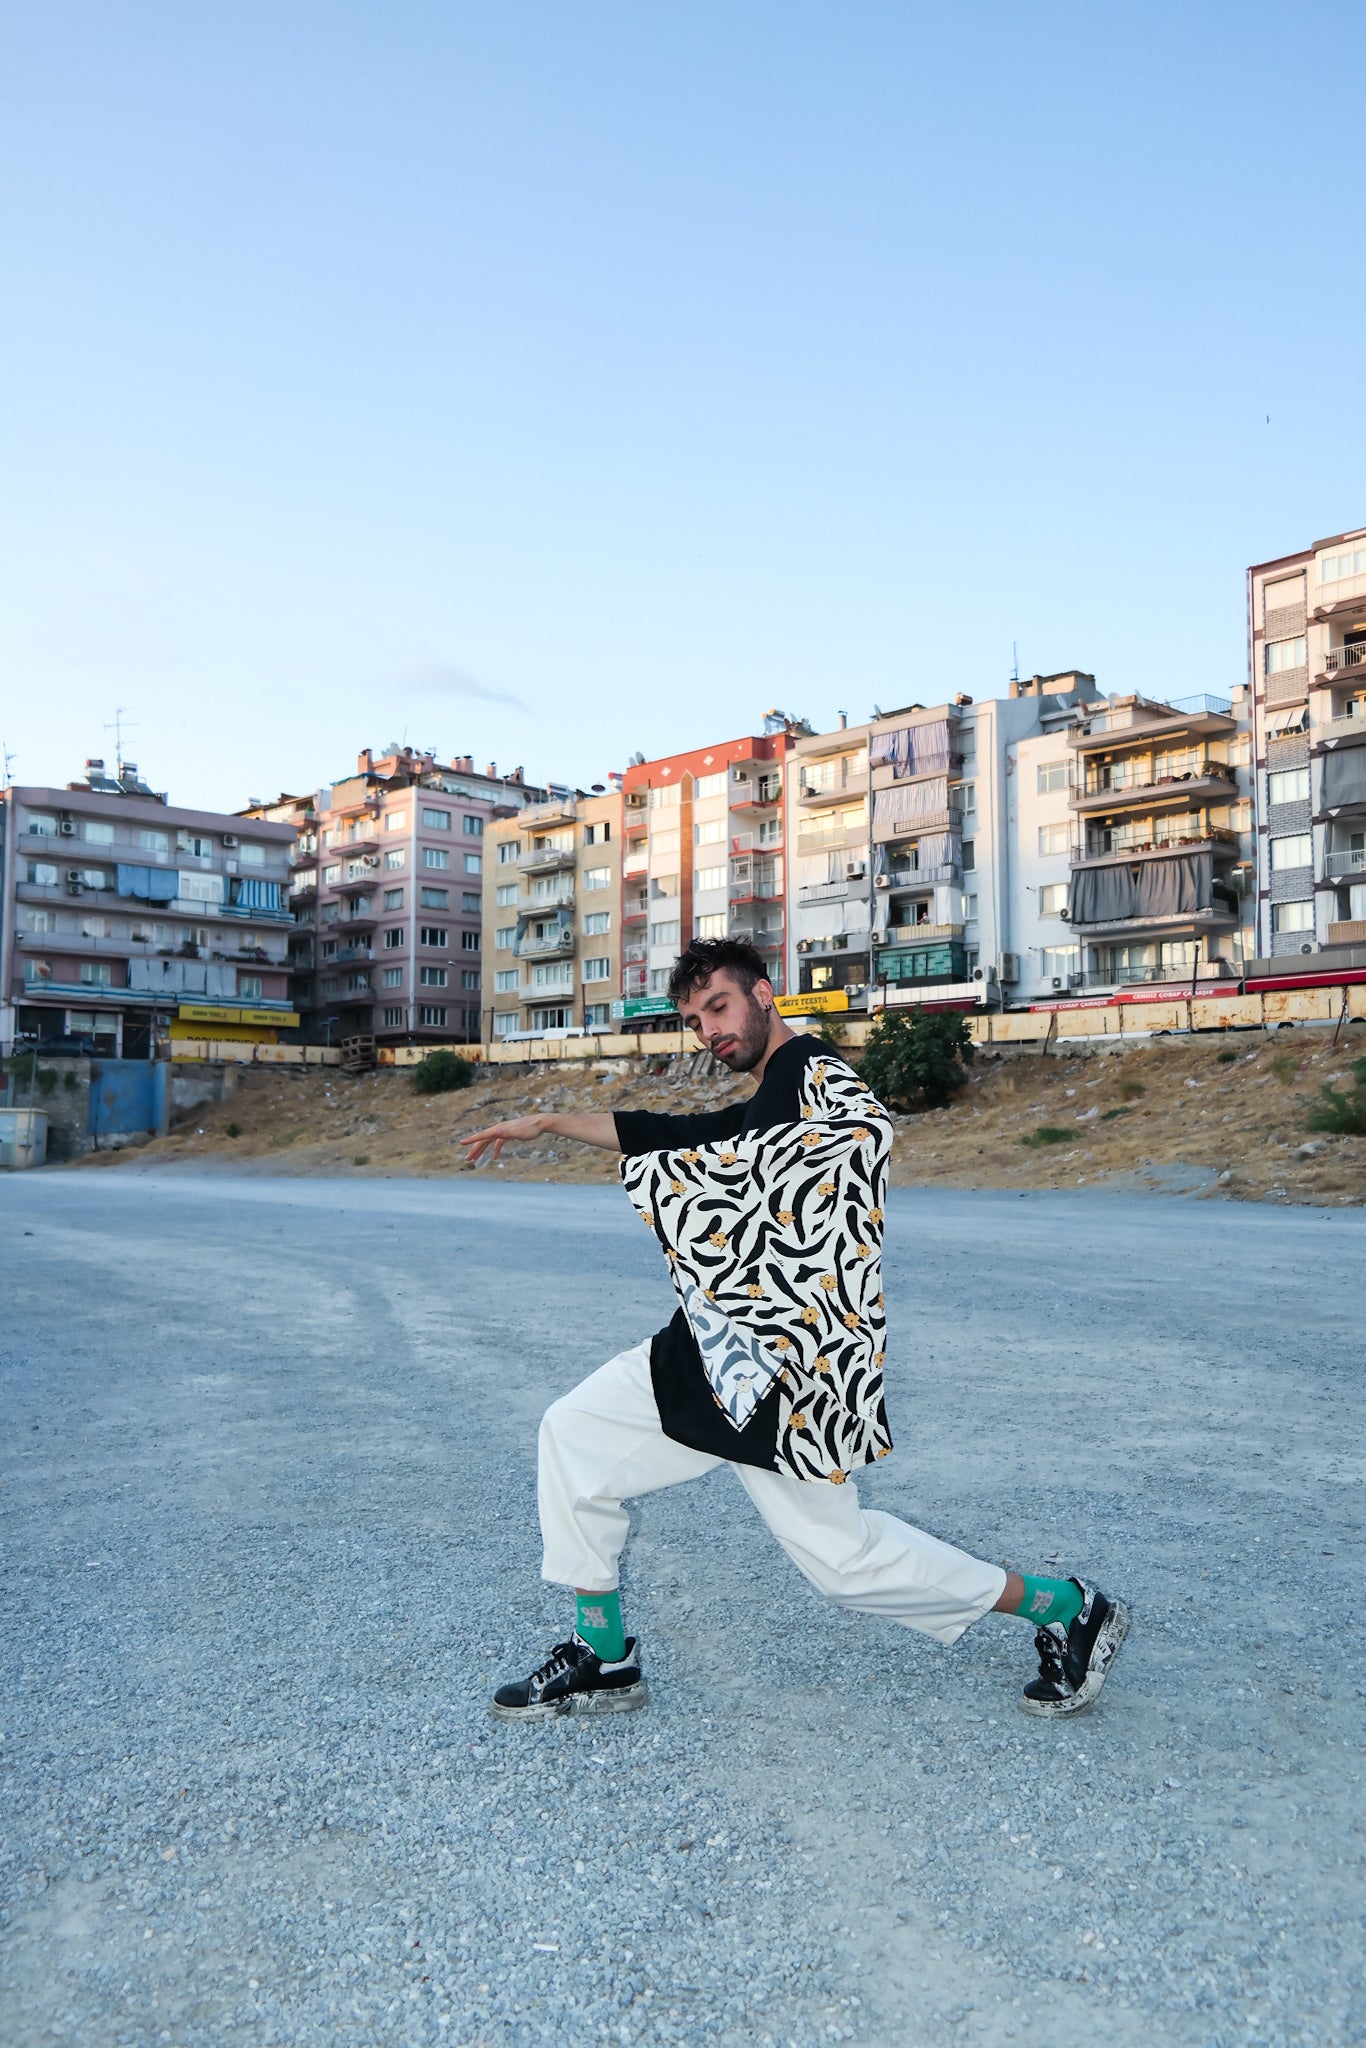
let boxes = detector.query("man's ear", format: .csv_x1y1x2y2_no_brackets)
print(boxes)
755,977,775,1012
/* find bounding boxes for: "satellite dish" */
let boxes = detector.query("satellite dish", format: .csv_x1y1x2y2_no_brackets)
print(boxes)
591,783,605,793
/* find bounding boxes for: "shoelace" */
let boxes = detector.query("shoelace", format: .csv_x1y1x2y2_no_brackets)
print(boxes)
529,1641,580,1694
1033,1627,1067,1682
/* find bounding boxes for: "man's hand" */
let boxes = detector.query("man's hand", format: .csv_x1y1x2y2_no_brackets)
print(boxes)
460,1110,620,1164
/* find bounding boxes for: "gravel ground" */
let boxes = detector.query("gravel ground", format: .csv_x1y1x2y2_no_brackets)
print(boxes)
2,1173,1363,2048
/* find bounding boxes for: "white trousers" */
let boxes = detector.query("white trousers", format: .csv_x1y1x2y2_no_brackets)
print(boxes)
538,1340,1007,1648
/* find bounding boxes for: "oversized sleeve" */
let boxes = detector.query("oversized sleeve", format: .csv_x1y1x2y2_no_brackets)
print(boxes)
614,1103,747,1156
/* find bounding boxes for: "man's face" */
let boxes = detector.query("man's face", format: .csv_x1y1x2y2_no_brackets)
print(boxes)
677,970,774,1072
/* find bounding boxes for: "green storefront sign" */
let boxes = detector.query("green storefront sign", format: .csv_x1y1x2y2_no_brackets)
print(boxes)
610,995,679,1022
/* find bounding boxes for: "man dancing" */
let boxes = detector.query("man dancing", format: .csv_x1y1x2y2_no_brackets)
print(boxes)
462,939,1127,1724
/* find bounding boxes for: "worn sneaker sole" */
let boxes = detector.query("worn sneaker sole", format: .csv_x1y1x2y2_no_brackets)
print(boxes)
1019,1600,1130,1720
490,1679,649,1724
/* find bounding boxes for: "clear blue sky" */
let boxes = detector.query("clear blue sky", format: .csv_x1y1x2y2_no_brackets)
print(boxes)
3,3,1364,810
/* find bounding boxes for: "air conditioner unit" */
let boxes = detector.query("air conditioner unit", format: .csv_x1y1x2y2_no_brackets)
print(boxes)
59,818,76,836
796,938,814,953
846,862,866,880
874,874,890,890
221,833,238,848
971,964,998,984
1298,940,1319,955
1051,976,1063,990
1059,908,1071,922
66,868,84,893
998,952,1020,984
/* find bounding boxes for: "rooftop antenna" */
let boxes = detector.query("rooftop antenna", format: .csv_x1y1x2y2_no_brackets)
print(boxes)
1011,642,1020,684
103,707,137,776
1,739,14,789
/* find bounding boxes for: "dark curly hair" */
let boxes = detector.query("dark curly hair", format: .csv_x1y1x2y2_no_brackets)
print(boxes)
666,936,770,1008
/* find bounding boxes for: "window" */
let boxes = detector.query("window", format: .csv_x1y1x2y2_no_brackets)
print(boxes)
80,867,114,889
651,873,679,899
965,895,979,922
386,811,407,831
384,928,405,948
81,962,113,986
585,1002,612,1028
383,887,404,909
27,909,55,932
961,840,976,873
649,782,680,808
1270,833,1312,870
757,818,782,847
495,969,519,992
651,920,681,947
531,1005,571,1031
418,1005,447,1027
695,771,727,799
695,865,726,894
462,892,481,912
139,828,169,854
384,849,405,870
420,965,447,987
463,852,482,874
1268,768,1310,806
383,966,404,987
493,1012,520,1037
1264,637,1307,673
649,968,672,993
497,840,521,864
24,958,53,983
82,820,115,845
532,961,573,990
695,819,725,846
26,813,58,836
583,820,611,844
458,930,477,952
1037,761,1070,794
1040,945,1079,980
1040,883,1068,915
495,882,518,907
321,976,339,997
423,847,449,869
324,863,342,883
26,860,59,885
239,842,265,867
421,886,450,909
496,926,517,949
345,859,371,881
239,974,263,999
82,914,108,938
462,814,483,836
1272,900,1314,933
461,968,480,989
695,913,727,939
180,832,213,857
583,866,610,891
583,911,611,936
583,956,610,981
1038,823,1069,856
383,1006,405,1028
957,781,977,815
422,807,451,830
421,926,448,947
346,971,370,993
1320,549,1366,582
321,938,339,959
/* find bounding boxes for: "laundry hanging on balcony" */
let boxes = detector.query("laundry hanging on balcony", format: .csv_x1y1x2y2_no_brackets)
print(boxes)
115,863,179,902
870,718,954,780
1068,852,1213,924
229,877,282,910
873,776,950,833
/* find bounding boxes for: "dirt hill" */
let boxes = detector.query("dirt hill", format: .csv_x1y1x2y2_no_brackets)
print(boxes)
73,1029,1366,1205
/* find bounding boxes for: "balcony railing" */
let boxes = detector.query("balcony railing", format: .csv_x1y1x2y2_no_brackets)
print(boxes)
1079,759,1237,800
1326,644,1366,674
1325,849,1366,878
883,861,961,889
515,933,574,960
521,883,575,910
1073,825,1240,863
520,846,575,874
799,878,854,904
875,922,964,947
1323,699,1366,730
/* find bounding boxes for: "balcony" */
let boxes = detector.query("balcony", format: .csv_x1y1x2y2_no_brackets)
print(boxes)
1071,825,1240,866
883,860,961,889
1071,761,1238,814
731,780,783,809
520,844,576,875
876,922,965,947
1068,702,1237,751
799,878,855,905
798,777,862,808
622,850,648,878
623,943,647,966
1325,848,1366,879
797,821,863,854
515,931,575,960
622,904,648,926
731,926,783,950
522,882,575,910
1324,644,1366,676
1328,920,1366,947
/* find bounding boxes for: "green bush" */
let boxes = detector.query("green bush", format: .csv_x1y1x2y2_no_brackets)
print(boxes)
1118,1076,1146,1101
1099,1106,1133,1122
411,1048,474,1095
1216,1048,1238,1064
1020,1125,1073,1147
225,1120,242,1138
1305,1058,1366,1138
858,1006,974,1112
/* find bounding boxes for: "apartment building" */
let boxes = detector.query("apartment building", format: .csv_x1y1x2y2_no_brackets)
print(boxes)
619,732,792,1023
787,719,873,995
1,760,295,1057
249,748,548,1046
484,788,623,1038
1248,531,1366,962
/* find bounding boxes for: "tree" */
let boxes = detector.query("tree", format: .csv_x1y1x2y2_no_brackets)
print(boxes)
858,1006,975,1111
411,1048,475,1095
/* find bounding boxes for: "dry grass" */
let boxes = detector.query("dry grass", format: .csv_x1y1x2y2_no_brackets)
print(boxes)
73,1029,1366,1205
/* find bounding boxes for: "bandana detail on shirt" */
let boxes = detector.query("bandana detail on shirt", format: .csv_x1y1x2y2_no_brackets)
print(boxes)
619,1054,895,1481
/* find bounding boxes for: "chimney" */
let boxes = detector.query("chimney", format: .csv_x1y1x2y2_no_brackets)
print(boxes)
358,747,373,773
837,711,847,729
511,766,523,784
954,693,973,706
486,762,498,779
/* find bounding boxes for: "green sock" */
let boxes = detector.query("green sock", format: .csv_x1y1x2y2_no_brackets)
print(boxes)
1017,1574,1084,1631
575,1589,627,1662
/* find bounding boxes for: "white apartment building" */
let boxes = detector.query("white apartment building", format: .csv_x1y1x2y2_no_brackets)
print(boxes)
484,788,623,1038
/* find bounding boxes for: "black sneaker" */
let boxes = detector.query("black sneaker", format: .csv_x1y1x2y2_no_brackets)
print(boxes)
491,1633,648,1723
1020,1581,1129,1719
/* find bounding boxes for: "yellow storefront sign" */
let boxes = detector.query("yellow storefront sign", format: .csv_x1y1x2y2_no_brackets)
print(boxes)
177,1004,299,1029
776,990,850,1016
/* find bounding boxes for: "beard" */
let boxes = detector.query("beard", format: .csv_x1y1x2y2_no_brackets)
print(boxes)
713,994,771,1073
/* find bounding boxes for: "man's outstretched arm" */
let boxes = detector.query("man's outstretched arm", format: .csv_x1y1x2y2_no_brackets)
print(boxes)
460,1112,620,1165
